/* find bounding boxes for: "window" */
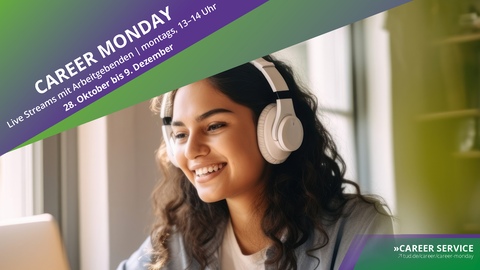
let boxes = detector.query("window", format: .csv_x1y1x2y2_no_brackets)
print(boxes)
274,16,396,213
0,142,42,221
274,25,358,182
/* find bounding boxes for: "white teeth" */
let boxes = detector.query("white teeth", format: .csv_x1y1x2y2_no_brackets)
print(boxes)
194,163,225,176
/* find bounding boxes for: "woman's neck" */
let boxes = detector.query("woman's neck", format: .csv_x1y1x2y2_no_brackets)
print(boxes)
226,193,271,255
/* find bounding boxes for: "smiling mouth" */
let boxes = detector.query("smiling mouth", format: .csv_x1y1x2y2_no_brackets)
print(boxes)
194,163,226,177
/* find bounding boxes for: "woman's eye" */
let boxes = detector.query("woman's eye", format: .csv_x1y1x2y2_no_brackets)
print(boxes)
207,123,225,131
174,133,186,140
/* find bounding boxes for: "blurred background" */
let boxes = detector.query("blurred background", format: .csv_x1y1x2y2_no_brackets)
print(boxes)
2,0,480,269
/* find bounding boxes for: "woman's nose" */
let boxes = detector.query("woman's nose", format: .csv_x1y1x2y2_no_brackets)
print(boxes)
184,132,209,160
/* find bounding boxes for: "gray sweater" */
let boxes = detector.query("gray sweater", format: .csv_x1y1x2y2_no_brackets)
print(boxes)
116,197,393,270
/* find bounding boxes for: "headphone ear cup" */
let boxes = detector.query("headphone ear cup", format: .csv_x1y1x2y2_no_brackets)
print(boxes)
162,125,179,167
257,103,291,164
166,137,179,168
277,116,303,151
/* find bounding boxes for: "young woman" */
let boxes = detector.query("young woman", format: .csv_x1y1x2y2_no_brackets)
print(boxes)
117,56,393,270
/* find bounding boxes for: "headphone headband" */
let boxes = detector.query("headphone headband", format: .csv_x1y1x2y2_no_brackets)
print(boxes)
249,58,289,93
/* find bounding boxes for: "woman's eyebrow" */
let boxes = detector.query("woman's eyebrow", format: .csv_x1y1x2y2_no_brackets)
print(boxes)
196,108,233,122
171,121,185,127
171,108,233,127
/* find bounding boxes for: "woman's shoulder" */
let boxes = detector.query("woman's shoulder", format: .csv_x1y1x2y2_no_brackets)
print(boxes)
116,237,153,270
320,194,393,244
322,194,392,229
340,194,393,234
115,232,200,270
309,194,394,270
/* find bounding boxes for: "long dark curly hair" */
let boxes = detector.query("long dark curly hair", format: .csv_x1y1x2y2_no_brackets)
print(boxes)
148,55,378,270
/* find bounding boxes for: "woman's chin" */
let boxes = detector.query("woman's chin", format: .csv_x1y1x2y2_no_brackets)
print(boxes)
196,191,225,203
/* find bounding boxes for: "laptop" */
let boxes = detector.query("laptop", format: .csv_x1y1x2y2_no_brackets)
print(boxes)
0,214,70,270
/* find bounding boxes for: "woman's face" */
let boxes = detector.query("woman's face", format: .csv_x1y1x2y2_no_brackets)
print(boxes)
171,79,268,203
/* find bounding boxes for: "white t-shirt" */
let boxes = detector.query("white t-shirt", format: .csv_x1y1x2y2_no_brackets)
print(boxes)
219,219,268,270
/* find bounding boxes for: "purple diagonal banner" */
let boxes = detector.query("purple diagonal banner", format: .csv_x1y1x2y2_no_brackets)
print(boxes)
1,0,267,156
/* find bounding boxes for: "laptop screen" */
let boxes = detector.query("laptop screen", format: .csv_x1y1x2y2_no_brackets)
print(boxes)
0,214,70,270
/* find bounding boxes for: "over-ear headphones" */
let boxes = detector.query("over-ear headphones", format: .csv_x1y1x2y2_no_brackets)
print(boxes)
160,90,178,167
160,57,304,166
